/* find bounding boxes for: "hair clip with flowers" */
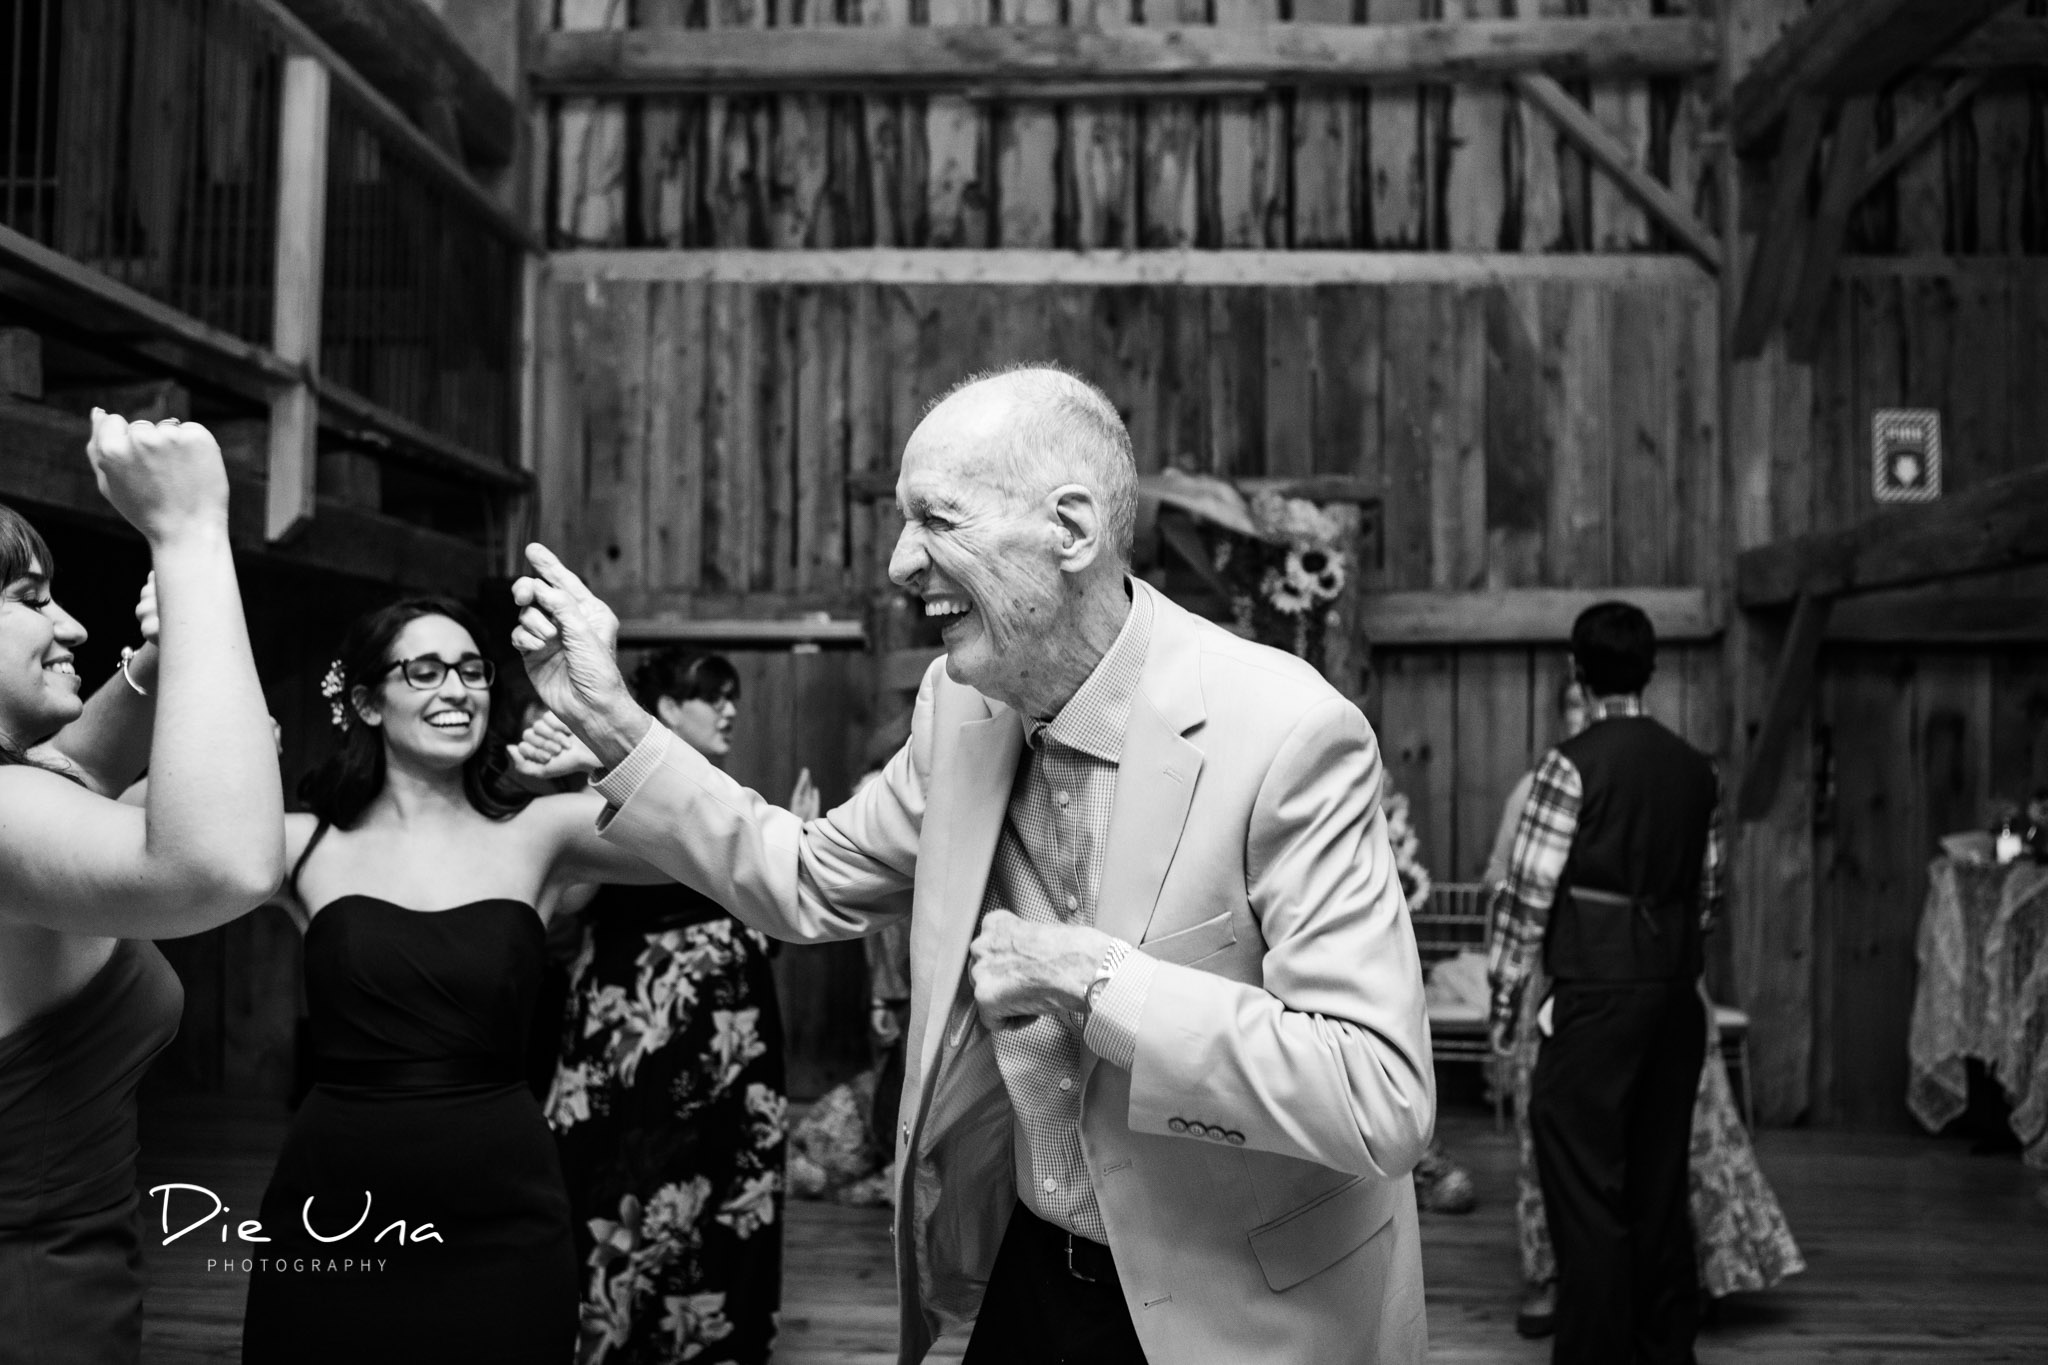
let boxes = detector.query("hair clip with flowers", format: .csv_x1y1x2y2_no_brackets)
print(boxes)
318,659,350,732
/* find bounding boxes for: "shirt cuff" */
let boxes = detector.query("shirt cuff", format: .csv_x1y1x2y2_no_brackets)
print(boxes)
591,722,675,813
1082,944,1156,1071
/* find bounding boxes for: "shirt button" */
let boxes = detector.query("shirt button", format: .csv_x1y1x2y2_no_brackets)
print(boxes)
1042,1178,1058,1195
1058,1076,1073,1092
1054,791,1070,808
1066,894,1080,913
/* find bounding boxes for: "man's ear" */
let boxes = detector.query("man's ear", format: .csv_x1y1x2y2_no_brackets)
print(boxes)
1049,485,1105,572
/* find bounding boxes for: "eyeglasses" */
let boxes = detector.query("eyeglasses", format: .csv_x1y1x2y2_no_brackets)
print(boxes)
374,656,495,690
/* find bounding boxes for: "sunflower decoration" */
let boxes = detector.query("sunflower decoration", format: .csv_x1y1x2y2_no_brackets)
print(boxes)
1222,489,1360,671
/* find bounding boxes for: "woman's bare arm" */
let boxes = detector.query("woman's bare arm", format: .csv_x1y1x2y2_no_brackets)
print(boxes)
0,416,283,936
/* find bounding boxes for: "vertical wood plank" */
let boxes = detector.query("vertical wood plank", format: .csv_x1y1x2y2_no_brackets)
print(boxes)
1455,648,1534,880
1445,286,1488,589
646,280,706,592
1375,650,1457,893
1156,287,1215,472
1312,285,1383,483
1067,0,1138,247
704,282,758,591
857,0,925,246
1381,285,1438,589
1484,282,1549,587
1672,278,1720,588
1366,0,1429,248
1586,0,1651,249
1890,77,1951,254
1508,0,1571,252
1973,78,2031,255
769,0,835,248
267,54,329,544
638,0,704,246
1990,650,2048,807
579,281,649,596
1210,0,1285,248
1205,288,1266,480
846,283,888,583
758,286,795,591
707,0,767,247
995,0,1062,247
1263,289,1315,479
1444,0,1510,252
1293,0,1362,249
1540,281,1612,587
794,287,851,591
926,0,991,247
1141,0,1209,248
554,0,630,245
1609,282,1677,585
1948,270,2013,485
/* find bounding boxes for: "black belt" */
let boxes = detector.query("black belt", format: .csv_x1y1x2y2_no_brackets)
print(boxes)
1015,1202,1118,1285
310,1057,521,1089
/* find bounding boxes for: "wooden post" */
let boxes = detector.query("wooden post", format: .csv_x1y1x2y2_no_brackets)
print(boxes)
267,54,331,545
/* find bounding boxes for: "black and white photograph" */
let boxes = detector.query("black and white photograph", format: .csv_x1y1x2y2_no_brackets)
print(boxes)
3,1,2048,1362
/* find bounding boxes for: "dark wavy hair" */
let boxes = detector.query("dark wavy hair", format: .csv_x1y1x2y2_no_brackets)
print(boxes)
627,646,739,712
0,501,71,768
298,596,531,828
1570,600,1657,698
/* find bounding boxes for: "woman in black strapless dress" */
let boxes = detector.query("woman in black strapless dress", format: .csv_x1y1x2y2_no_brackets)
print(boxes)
0,418,286,1365
241,598,674,1365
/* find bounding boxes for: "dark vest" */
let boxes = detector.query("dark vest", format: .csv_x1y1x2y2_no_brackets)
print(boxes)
1544,714,1718,984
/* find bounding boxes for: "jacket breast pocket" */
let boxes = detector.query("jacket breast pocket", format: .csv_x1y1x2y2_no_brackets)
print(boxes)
1139,909,1238,968
1246,1175,1395,1293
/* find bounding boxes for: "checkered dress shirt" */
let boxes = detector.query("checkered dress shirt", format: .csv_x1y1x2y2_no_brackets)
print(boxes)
960,584,1160,1245
1486,696,1725,1035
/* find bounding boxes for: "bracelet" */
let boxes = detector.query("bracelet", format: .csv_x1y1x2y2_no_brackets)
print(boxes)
118,646,150,698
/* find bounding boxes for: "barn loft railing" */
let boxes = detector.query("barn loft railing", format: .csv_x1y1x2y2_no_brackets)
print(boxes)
0,0,531,547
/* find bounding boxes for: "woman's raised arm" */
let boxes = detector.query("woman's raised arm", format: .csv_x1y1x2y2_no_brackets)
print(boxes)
0,414,283,937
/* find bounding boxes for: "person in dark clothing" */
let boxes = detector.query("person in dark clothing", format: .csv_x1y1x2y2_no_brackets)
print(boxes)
1488,601,1724,1365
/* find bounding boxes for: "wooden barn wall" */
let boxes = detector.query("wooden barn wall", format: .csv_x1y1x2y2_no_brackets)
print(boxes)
542,0,1720,255
1733,260,2048,1131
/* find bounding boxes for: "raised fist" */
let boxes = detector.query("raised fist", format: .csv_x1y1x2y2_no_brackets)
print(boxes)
85,409,230,545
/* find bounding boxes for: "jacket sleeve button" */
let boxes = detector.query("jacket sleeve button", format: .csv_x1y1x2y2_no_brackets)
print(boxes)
1167,1118,1188,1134
1225,1131,1246,1146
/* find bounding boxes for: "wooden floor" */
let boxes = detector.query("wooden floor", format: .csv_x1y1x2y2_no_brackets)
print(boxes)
135,1095,2048,1364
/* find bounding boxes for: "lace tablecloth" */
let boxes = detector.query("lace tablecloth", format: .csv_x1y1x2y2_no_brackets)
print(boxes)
1908,858,2048,1166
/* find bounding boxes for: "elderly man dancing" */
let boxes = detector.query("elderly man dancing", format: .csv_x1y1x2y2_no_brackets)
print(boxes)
510,365,1434,1365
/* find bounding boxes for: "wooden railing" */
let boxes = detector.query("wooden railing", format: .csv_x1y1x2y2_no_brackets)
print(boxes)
0,0,528,544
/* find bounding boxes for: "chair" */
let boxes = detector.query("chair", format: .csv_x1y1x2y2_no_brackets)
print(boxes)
1713,1003,1755,1129
1413,881,1503,1127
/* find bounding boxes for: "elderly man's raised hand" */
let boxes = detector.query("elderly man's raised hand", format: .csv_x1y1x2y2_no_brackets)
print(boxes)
510,544,641,762
86,409,230,546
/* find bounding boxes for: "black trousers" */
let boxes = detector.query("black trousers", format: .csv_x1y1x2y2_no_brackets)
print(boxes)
961,1203,1148,1365
1529,979,1706,1365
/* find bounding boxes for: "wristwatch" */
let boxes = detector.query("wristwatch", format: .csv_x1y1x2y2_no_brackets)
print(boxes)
1080,939,1130,1030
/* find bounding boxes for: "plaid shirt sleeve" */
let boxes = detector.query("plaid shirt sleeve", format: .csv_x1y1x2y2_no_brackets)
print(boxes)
1487,749,1582,1034
1699,767,1726,935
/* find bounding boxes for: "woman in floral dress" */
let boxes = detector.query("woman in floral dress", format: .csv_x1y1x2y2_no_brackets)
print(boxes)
545,648,816,1365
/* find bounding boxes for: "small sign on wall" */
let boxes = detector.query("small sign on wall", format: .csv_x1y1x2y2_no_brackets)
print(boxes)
1872,409,1942,503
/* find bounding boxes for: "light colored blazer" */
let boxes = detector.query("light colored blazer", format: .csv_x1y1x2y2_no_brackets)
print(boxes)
597,581,1435,1364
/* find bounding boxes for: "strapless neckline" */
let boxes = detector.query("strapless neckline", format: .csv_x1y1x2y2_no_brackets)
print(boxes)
305,895,540,930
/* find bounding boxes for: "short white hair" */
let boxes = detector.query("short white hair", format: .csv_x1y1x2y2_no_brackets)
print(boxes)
928,363,1139,562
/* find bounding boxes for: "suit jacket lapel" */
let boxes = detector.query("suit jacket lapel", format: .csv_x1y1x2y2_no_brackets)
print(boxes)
910,705,1024,1114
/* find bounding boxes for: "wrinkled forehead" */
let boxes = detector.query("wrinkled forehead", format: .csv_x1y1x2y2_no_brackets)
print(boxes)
896,428,1015,513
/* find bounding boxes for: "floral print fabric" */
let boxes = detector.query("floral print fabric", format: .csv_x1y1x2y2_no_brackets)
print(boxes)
1513,967,1804,1297
547,893,787,1364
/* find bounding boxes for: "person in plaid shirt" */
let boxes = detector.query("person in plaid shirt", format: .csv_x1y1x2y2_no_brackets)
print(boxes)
1488,601,1723,1365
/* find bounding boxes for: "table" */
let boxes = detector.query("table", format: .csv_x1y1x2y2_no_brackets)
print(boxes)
1909,857,2048,1166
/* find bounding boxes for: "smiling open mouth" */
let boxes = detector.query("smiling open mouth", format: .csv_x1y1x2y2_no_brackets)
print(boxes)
426,713,472,732
925,598,972,628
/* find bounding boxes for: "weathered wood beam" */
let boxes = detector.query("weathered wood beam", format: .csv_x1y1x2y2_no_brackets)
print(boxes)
1360,587,1719,645
1823,565,2048,644
1731,96,1827,360
1511,72,1721,274
1736,592,1832,822
1850,74,1987,208
531,19,1718,96
1731,0,2016,152
1938,14,2048,69
0,397,485,593
550,249,1710,290
1736,462,2048,608
1785,95,1877,363
273,0,517,167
